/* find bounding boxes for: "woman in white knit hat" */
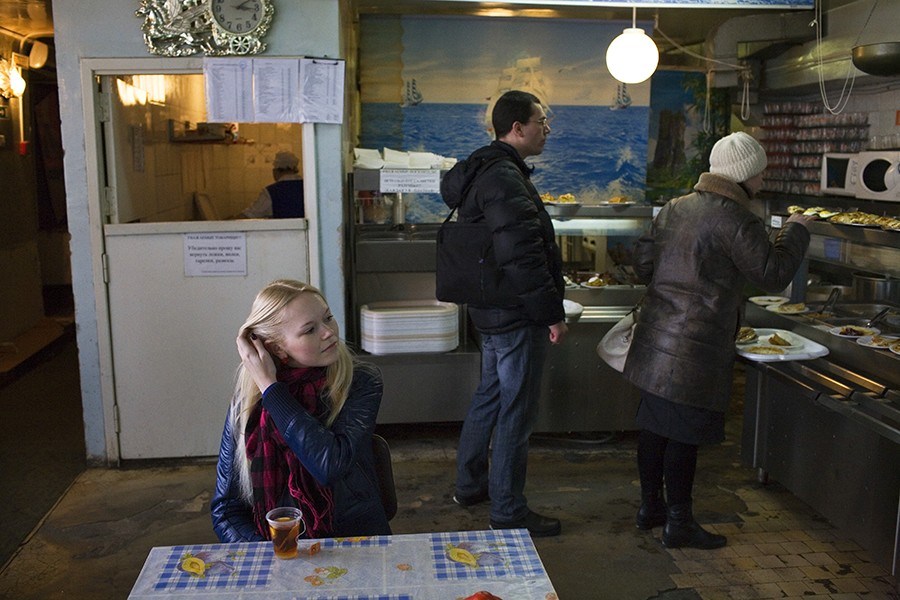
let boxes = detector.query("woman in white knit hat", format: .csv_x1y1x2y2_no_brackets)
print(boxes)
621,132,815,549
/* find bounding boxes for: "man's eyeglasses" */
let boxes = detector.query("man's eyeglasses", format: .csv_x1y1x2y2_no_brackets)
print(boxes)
528,117,551,127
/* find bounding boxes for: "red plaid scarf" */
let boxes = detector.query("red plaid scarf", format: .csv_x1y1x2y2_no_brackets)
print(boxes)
245,366,335,539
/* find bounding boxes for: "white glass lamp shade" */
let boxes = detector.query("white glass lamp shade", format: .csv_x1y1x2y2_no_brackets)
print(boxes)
605,27,659,84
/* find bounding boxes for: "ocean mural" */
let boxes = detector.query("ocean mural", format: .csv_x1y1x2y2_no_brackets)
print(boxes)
359,15,655,223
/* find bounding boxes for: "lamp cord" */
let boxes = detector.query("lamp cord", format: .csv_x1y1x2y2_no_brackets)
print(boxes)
654,22,752,129
814,0,877,115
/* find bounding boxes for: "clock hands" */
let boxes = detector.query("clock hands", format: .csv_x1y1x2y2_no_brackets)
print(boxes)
233,0,254,10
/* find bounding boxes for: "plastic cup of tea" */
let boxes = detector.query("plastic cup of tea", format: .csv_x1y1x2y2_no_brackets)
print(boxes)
265,507,305,559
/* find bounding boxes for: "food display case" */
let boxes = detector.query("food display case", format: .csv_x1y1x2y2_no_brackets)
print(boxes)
347,169,653,432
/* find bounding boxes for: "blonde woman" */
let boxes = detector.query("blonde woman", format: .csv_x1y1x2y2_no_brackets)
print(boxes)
211,280,390,541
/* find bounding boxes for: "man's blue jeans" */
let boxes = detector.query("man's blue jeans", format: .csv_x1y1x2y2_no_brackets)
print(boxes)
455,324,550,523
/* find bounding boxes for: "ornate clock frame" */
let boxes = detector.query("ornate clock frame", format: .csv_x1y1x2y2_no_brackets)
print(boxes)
136,0,275,57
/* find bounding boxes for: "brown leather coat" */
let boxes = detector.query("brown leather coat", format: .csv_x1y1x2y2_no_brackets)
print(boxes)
623,173,810,412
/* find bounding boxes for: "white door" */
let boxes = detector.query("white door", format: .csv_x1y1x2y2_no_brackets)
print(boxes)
96,73,312,458
104,221,308,458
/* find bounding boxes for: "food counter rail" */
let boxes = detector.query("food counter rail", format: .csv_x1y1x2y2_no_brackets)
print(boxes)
740,302,900,579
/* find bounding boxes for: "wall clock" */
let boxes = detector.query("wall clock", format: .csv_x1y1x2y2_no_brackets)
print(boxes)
136,0,275,57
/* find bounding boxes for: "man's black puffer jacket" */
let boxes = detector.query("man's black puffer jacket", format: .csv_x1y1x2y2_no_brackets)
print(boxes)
440,140,565,334
623,173,810,412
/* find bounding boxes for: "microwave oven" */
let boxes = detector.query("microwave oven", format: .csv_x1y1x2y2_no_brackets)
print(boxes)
820,153,859,197
856,151,900,201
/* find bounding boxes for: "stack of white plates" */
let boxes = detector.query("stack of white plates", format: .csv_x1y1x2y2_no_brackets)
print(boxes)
360,301,459,355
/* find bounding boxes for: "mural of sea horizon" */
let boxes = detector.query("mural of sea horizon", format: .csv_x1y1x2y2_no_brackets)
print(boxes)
358,15,656,223
361,102,648,223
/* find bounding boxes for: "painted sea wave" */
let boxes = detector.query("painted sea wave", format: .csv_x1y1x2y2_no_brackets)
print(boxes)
360,103,649,223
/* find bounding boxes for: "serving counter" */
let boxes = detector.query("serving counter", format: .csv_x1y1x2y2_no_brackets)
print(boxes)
740,301,900,579
346,170,653,431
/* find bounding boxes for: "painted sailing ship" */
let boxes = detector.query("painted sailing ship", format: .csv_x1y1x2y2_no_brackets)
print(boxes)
484,56,551,133
610,83,632,110
401,78,423,107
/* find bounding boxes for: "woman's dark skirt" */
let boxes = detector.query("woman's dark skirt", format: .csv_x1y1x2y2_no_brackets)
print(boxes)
635,390,726,446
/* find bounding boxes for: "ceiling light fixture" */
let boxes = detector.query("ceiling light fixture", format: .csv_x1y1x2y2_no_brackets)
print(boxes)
0,58,26,98
605,7,659,85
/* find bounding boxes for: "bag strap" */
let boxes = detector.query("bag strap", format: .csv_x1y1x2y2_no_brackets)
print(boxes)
444,155,511,223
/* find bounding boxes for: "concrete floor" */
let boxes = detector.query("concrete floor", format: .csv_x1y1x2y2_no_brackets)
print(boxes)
0,337,897,599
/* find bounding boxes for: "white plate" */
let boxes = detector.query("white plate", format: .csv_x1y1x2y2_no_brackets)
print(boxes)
749,296,789,306
761,332,803,350
580,282,608,289
739,345,790,358
544,201,582,206
891,343,900,356
856,334,900,349
828,325,880,338
766,303,809,314
736,328,805,351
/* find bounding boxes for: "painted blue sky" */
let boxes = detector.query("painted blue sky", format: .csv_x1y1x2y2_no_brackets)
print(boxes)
364,16,655,107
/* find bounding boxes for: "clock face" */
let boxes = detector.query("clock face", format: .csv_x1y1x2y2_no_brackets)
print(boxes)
211,0,264,35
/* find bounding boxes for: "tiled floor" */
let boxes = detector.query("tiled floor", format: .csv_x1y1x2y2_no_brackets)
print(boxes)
1,333,897,599
661,485,897,599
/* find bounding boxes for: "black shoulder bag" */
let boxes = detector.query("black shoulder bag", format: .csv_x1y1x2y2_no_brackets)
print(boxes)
435,158,516,306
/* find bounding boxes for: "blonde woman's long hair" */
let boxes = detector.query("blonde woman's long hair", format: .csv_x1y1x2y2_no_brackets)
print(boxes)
230,279,354,503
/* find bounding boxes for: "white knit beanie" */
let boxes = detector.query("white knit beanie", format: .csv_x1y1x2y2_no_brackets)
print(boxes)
709,132,767,183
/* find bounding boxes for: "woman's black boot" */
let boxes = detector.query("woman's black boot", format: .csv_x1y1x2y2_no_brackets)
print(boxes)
635,490,667,530
661,502,726,549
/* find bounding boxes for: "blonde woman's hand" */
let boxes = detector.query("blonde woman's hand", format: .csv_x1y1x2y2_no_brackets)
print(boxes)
236,332,278,393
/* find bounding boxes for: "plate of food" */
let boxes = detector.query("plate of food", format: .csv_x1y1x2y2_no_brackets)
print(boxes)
829,325,880,338
766,302,808,314
580,275,612,288
756,329,804,350
735,326,758,345
602,196,635,205
891,341,900,356
740,345,787,357
856,334,900,349
749,296,789,306
737,327,806,353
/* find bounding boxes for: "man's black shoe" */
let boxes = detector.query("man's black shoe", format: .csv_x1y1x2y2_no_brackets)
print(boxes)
490,509,561,537
452,491,490,508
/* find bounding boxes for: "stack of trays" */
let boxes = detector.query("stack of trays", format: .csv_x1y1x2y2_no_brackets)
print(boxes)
361,300,459,355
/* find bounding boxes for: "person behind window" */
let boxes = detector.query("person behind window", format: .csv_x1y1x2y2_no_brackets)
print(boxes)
623,132,814,549
211,280,390,541
241,151,304,219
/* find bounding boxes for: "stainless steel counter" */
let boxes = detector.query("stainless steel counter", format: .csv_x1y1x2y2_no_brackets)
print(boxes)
741,300,900,578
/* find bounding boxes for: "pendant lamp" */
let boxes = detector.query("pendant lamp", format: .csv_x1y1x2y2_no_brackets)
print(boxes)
605,7,659,84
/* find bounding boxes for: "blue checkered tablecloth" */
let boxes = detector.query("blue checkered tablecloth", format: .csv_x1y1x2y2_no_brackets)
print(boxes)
130,530,556,599
153,543,272,592
430,528,547,581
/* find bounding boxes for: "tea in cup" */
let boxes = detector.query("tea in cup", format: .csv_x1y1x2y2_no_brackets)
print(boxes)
265,507,305,559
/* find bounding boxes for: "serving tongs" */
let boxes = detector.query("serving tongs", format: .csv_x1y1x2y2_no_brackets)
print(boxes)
821,287,841,315
866,307,891,328
803,287,841,325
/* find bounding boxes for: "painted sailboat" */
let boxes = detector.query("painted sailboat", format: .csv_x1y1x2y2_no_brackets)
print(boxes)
484,56,552,133
610,83,632,110
401,78,423,107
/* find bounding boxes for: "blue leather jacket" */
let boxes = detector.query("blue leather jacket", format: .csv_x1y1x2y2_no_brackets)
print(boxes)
211,365,391,541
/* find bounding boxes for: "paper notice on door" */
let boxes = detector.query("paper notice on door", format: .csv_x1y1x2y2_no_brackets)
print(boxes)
184,233,247,277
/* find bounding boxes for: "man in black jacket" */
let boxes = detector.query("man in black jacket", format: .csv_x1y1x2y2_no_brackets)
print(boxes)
440,90,567,537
